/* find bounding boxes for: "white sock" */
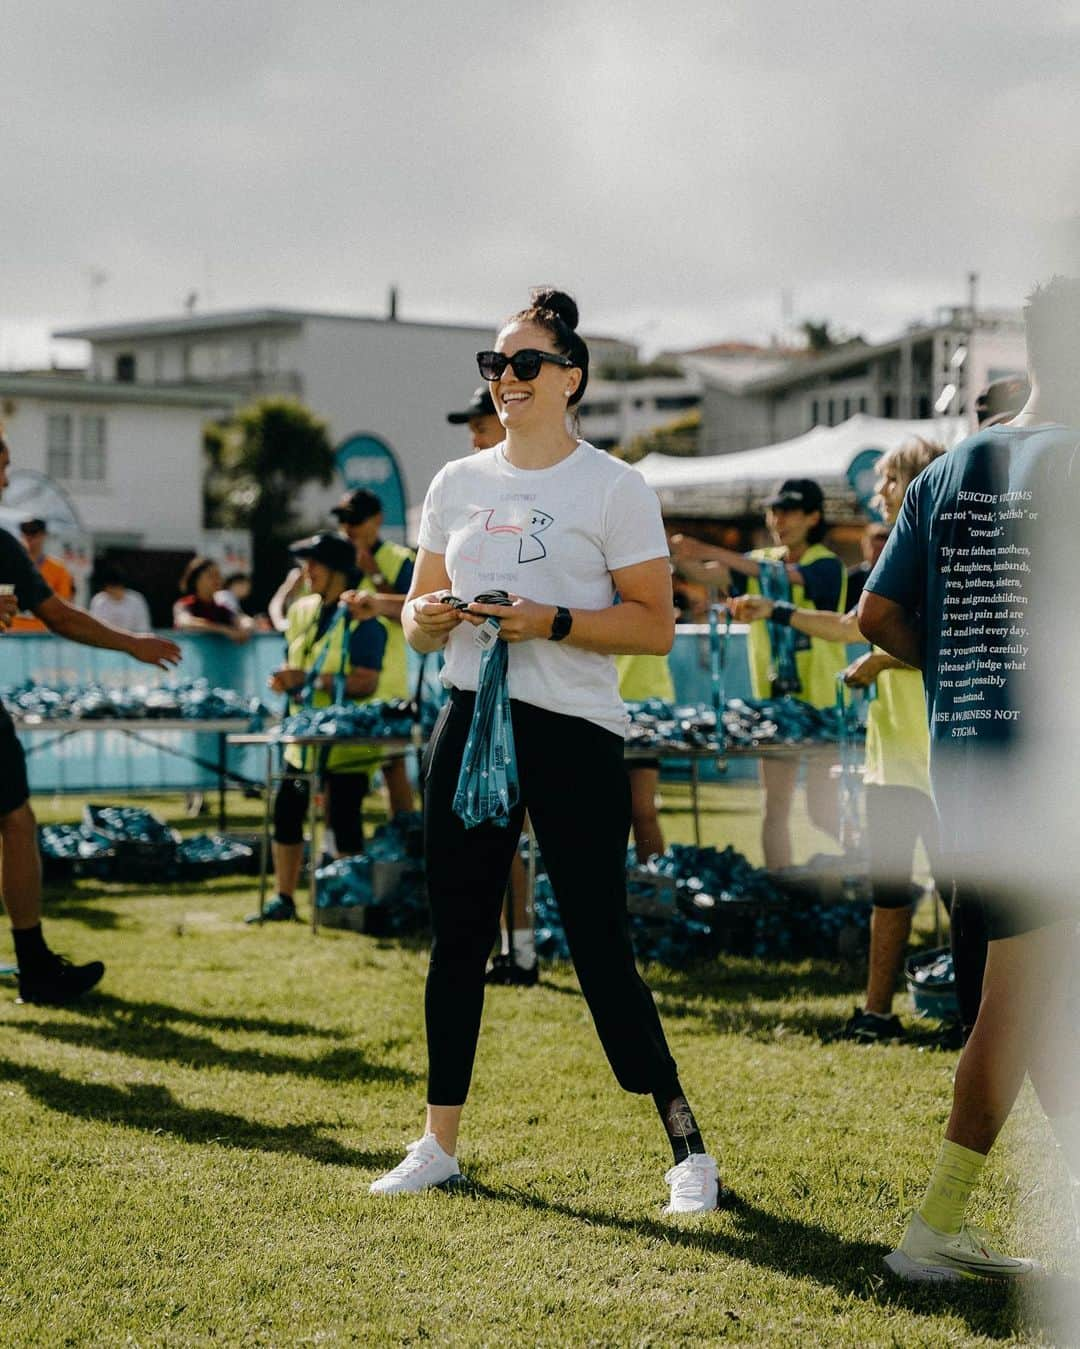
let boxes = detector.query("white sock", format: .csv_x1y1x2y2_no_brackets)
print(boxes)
512,927,536,970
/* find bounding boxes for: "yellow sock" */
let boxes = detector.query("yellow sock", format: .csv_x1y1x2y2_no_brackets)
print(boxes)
917,1140,986,1235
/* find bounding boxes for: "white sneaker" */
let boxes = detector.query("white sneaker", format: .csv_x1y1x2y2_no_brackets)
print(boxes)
884,1212,1043,1283
664,1152,719,1214
369,1134,461,1196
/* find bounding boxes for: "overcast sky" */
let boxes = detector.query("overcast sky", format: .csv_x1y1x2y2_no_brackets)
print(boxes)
3,0,1080,366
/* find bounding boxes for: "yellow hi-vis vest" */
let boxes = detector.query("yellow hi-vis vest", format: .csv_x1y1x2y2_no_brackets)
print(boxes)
864,658,932,794
616,653,676,704
358,540,415,702
745,542,847,708
283,595,382,773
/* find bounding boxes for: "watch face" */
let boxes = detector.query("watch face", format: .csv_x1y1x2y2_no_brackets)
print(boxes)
550,607,572,640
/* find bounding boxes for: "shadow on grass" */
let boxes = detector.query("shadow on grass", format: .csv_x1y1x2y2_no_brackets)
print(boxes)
448,1179,1063,1342
75,992,347,1040
40,901,127,931
0,1055,403,1171
7,995,418,1086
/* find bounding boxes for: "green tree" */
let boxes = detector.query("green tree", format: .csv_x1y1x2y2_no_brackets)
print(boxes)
617,409,701,464
203,397,335,607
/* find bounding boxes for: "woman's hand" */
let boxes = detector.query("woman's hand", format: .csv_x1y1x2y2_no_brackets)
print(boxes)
843,650,887,688
729,594,773,623
462,595,554,644
268,666,307,694
410,592,466,642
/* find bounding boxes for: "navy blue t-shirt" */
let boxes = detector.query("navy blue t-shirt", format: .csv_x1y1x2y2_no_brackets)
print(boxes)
867,422,1080,852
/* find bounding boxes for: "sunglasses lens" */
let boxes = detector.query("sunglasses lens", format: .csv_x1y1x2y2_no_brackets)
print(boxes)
509,350,543,380
477,352,505,381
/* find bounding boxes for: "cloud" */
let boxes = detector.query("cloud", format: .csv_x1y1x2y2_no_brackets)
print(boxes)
2,0,1078,363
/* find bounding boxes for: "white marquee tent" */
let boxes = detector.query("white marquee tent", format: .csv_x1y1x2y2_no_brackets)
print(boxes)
636,413,968,518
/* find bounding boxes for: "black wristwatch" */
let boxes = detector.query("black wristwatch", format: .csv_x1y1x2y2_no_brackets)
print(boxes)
548,606,572,642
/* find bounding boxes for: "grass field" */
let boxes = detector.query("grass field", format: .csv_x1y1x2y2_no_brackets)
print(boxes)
0,784,1073,1346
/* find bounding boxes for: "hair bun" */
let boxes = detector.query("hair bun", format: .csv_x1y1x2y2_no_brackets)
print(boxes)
529,286,579,331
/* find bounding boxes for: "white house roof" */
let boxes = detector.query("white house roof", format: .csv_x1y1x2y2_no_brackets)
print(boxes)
637,413,969,516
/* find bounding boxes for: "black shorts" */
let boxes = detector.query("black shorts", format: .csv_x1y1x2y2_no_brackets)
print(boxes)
272,770,370,855
0,706,30,816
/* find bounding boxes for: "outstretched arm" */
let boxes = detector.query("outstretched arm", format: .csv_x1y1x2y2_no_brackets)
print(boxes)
35,595,181,669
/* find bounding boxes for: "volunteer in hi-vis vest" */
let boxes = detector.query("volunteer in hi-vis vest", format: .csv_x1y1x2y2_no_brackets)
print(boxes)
671,478,846,871
249,531,387,926
617,652,676,862
9,517,75,632
334,488,417,818
730,439,946,1045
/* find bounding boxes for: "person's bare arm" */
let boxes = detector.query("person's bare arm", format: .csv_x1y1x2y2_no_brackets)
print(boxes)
731,594,859,643
35,595,181,669
462,557,674,656
270,666,378,698
857,592,922,669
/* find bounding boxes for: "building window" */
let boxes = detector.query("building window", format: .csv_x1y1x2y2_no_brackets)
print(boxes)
654,395,699,412
580,401,619,418
883,393,896,417
858,396,868,413
810,398,820,427
115,352,136,382
918,395,931,419
827,399,835,425
153,348,165,382
80,415,107,481
842,398,851,420
46,413,73,479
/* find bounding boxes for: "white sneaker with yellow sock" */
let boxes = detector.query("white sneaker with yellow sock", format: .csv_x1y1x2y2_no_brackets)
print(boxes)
885,1212,1042,1282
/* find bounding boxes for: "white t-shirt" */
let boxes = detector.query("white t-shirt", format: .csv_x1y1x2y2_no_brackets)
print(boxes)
89,589,152,631
418,440,669,735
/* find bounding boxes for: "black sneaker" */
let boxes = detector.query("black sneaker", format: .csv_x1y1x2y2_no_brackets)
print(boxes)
245,893,297,925
17,954,105,1006
485,953,539,987
834,1007,904,1043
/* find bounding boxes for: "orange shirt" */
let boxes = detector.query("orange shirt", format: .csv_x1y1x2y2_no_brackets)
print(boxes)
10,554,75,632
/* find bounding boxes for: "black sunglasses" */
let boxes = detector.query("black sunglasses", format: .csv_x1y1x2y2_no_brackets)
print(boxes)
476,349,574,382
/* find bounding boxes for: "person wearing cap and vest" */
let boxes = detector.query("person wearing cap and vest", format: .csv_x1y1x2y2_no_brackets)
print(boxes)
672,478,847,871
8,518,75,633
333,488,416,817
248,532,387,924
446,385,504,452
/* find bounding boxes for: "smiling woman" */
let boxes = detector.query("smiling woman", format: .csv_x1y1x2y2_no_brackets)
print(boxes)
370,287,720,1215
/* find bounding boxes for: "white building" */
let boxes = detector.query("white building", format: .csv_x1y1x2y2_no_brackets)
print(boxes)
696,308,1027,456
0,372,236,551
575,372,702,450
55,308,639,532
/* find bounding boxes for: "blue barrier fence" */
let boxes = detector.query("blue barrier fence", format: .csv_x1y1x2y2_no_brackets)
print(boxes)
6,626,759,794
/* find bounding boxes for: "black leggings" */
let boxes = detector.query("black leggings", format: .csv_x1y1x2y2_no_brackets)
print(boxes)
864,784,941,910
423,688,681,1106
272,770,369,855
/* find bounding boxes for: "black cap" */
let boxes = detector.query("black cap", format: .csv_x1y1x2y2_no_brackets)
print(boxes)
19,517,46,535
446,386,497,425
765,479,824,513
330,488,383,525
289,531,357,576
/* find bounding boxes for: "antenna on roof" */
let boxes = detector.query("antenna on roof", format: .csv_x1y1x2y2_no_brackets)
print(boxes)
388,285,399,321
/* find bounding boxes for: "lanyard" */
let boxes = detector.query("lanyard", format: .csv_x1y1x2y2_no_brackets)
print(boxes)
452,592,520,829
707,601,731,719
299,604,351,708
757,558,801,695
